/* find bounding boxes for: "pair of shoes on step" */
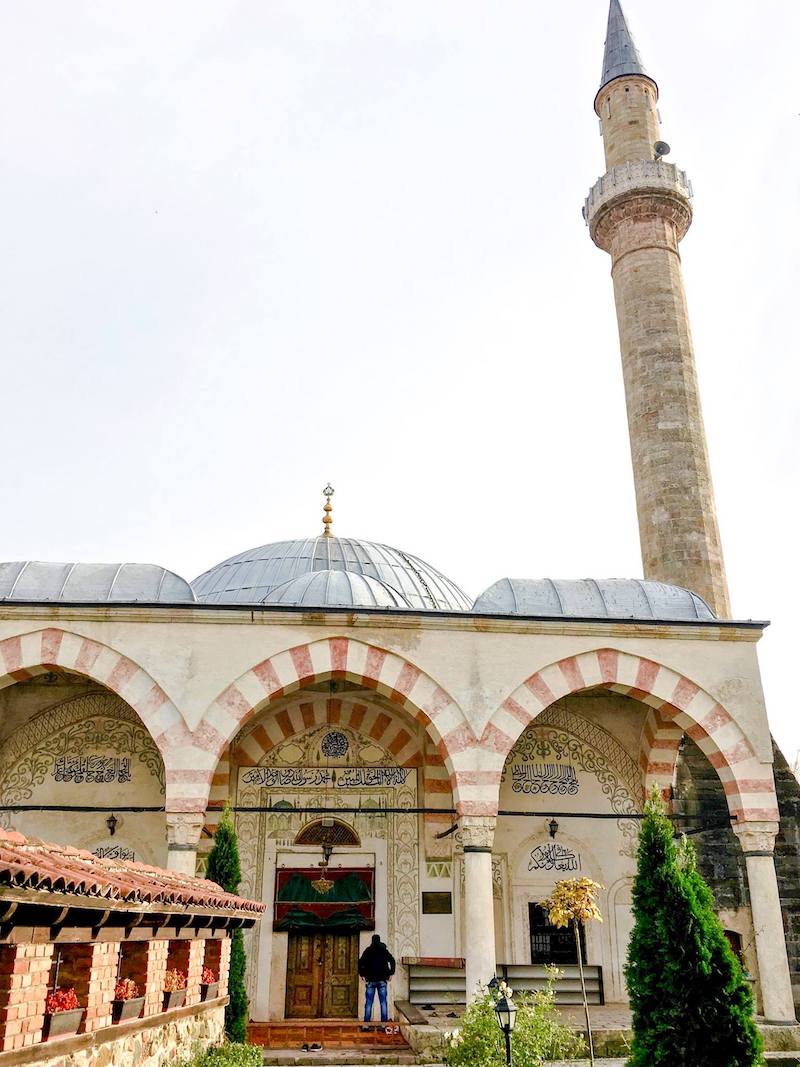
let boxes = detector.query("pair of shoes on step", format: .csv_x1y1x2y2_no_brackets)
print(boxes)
300,1042,323,1052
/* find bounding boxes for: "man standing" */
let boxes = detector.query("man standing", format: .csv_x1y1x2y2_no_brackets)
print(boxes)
358,934,396,1026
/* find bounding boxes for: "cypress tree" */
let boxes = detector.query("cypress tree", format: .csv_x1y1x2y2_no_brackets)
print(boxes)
625,791,763,1066
206,802,249,1043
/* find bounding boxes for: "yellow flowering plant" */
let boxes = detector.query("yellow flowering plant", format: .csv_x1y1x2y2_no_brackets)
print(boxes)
540,878,604,1067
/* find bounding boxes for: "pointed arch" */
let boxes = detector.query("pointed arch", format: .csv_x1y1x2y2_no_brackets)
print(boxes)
486,648,777,822
198,637,471,806
0,627,214,813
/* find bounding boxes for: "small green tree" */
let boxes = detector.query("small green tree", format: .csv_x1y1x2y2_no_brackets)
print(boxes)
206,802,249,1043
625,790,763,1066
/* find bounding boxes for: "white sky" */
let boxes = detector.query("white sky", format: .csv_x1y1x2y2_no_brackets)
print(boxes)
1,2,798,756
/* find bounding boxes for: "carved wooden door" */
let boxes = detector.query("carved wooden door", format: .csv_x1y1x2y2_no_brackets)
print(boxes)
287,932,359,1018
286,932,323,1018
322,932,359,1017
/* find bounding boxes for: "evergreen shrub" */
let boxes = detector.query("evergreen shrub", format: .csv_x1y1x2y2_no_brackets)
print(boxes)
206,802,249,1043
625,790,763,1066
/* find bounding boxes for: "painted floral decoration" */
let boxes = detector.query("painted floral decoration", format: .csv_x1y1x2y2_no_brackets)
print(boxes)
113,978,139,1001
163,969,186,992
45,987,79,1013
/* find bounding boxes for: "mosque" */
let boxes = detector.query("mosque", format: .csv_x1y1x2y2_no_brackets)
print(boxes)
1,0,798,1030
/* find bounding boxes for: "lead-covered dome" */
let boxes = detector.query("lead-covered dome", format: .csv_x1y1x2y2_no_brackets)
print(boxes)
192,537,471,612
262,569,411,609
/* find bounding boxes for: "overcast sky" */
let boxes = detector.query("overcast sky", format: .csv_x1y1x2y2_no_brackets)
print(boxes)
1,1,798,756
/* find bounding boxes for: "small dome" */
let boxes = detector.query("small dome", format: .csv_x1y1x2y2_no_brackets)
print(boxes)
192,536,470,611
473,578,715,621
262,570,411,609
0,562,196,604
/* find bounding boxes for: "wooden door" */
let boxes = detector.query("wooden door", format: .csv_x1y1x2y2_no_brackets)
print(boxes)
322,932,359,1017
286,932,359,1018
286,932,323,1018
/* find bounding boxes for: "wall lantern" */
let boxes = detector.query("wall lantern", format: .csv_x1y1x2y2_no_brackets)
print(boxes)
105,813,118,837
548,818,559,839
494,990,517,1067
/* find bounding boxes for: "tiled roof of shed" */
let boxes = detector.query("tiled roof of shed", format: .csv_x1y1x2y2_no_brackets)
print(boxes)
0,830,265,915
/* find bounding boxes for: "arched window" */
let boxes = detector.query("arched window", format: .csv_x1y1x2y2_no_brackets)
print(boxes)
294,819,360,848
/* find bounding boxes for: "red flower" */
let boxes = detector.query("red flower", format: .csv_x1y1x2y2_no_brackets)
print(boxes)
201,967,217,984
163,969,187,992
114,978,139,1001
45,987,79,1013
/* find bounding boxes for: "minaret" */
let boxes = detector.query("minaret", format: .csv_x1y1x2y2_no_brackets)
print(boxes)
585,0,731,617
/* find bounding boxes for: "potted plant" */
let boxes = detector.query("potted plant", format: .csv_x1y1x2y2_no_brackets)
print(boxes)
43,987,84,1039
199,966,219,1001
111,978,144,1023
162,968,187,1011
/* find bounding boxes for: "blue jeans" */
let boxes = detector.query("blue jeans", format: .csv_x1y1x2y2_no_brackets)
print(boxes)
364,980,388,1022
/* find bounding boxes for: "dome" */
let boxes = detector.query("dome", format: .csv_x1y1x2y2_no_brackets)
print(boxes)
192,536,471,612
472,578,715,621
0,561,196,604
262,570,411,609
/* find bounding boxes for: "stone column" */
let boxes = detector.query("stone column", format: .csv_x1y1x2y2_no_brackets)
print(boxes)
733,822,796,1024
460,815,497,1001
166,812,204,875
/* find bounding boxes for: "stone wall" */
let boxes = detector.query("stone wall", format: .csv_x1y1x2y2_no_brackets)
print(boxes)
676,735,800,1009
0,1002,225,1067
773,742,800,1007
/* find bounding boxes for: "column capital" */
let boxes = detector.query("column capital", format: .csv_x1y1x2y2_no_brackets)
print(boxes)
458,815,496,852
732,820,780,856
166,812,204,847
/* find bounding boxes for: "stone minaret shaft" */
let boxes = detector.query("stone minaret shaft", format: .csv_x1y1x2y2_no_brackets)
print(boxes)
585,0,730,617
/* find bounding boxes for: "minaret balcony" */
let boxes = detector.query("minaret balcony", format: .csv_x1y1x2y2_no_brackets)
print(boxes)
583,160,693,243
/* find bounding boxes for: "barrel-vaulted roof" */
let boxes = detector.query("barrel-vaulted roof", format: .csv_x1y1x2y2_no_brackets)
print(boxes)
472,578,716,621
0,561,196,604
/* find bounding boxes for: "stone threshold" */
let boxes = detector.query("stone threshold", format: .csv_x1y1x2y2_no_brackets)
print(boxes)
0,996,227,1066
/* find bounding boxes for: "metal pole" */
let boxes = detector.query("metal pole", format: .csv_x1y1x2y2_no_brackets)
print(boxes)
574,922,594,1066
504,1025,512,1067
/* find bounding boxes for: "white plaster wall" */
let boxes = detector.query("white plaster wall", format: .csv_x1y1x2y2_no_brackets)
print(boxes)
0,610,772,762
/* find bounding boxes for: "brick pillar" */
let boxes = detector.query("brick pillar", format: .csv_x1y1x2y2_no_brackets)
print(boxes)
218,937,231,998
79,942,120,1032
121,940,168,1018
0,943,54,1051
170,940,206,1007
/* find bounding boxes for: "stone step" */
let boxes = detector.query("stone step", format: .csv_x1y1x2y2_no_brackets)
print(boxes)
261,1055,426,1066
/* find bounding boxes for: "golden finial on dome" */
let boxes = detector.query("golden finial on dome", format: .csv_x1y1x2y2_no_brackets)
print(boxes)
322,484,334,537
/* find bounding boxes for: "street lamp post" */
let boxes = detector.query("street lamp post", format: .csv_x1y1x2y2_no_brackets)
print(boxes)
494,990,517,1067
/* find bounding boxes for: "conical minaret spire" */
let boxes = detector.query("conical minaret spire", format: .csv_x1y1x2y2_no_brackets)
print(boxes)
598,0,652,94
584,2,731,617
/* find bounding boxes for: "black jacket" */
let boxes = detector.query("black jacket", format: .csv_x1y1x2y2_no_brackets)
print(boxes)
358,941,396,982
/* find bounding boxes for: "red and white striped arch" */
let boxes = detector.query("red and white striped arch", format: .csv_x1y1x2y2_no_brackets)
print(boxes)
0,628,212,810
199,637,471,802
204,693,453,835
639,707,685,804
487,648,777,822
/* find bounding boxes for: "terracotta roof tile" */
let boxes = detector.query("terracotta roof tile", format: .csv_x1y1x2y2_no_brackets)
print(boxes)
0,831,265,915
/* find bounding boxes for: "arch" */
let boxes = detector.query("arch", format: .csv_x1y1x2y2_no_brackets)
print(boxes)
199,637,472,798
0,628,207,810
295,819,360,847
486,648,777,822
639,706,684,803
